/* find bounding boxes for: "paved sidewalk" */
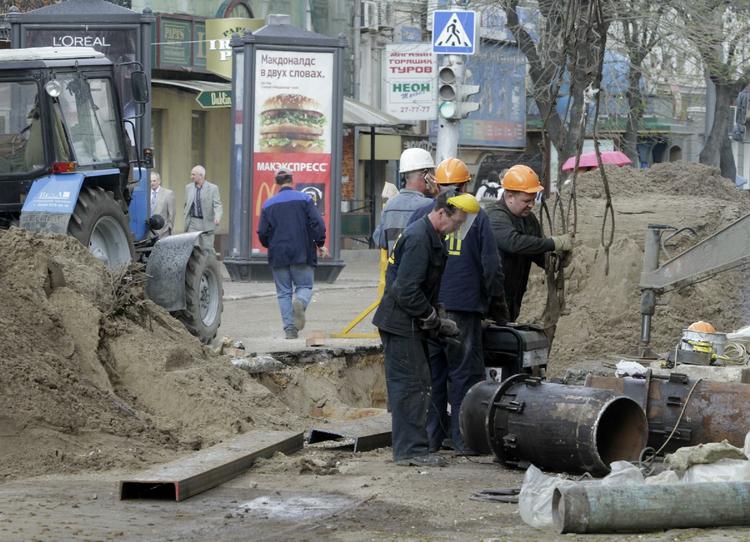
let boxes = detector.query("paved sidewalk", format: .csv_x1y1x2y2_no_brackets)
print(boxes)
218,252,382,354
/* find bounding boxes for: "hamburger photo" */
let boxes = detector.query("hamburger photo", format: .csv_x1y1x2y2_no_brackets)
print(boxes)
259,94,327,153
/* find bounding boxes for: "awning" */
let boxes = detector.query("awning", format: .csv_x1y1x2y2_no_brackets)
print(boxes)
151,78,403,126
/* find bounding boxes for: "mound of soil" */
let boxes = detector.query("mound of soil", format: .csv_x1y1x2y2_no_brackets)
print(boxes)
0,228,297,480
522,161,750,375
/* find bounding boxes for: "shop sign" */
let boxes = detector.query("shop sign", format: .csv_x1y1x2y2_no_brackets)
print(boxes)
384,43,437,121
251,49,334,253
195,89,232,109
160,18,191,67
206,17,264,78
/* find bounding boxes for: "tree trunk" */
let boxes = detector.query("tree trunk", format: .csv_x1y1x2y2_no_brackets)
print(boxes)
623,66,643,165
700,79,739,174
720,135,737,180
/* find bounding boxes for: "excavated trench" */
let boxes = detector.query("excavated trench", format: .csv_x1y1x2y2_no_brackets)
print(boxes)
234,346,387,420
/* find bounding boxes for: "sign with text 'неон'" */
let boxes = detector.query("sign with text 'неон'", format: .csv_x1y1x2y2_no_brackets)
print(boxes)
384,43,437,121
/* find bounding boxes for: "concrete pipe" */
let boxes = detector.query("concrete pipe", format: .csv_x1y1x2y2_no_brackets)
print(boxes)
460,374,648,474
553,481,750,533
585,373,750,453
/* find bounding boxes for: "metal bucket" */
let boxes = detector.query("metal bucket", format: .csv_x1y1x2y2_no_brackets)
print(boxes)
681,329,727,356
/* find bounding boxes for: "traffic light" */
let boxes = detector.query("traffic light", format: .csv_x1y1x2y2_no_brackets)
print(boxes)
459,68,480,117
438,64,459,120
437,63,481,120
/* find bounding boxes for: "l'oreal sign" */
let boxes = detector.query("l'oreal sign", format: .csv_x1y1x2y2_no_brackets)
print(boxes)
52,35,111,48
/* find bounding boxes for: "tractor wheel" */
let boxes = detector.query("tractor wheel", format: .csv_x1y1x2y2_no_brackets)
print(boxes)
68,186,134,270
175,246,223,344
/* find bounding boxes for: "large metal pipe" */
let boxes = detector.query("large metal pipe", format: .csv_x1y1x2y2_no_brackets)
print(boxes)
585,373,750,453
553,481,750,534
459,375,648,474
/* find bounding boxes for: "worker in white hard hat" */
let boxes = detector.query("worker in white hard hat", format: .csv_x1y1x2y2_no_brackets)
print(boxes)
372,148,438,254
373,190,481,467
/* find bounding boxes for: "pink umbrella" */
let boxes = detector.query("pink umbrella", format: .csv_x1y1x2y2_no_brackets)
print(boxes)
561,150,632,172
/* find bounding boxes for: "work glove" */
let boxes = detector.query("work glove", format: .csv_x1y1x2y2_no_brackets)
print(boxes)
438,317,460,338
486,295,510,325
419,307,440,330
551,233,573,252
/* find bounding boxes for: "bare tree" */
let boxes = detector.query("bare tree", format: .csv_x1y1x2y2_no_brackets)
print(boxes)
495,0,611,163
675,0,750,178
612,4,667,164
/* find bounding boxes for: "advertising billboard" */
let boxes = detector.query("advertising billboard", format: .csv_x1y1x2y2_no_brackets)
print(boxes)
251,49,334,253
384,43,437,121
431,42,526,148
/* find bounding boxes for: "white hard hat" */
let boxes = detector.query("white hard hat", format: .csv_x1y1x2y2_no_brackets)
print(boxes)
399,148,435,173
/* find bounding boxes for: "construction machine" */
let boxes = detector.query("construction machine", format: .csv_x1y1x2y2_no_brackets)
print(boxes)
0,47,222,343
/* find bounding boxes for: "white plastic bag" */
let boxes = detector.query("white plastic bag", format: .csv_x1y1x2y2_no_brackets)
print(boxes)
518,465,577,529
682,458,750,483
519,462,643,529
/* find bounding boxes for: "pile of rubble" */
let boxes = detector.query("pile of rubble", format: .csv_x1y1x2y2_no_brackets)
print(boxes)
0,228,297,480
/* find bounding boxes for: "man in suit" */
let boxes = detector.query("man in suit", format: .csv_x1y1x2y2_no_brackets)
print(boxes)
150,171,175,238
184,164,223,252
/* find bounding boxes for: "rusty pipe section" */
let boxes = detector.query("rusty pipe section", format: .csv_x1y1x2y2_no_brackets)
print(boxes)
459,374,648,474
553,481,750,533
585,373,750,453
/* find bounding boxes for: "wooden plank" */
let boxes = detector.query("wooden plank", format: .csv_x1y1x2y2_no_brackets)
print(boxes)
119,430,303,501
308,413,391,452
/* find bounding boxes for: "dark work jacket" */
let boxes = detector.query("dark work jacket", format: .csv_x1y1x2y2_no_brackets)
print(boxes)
257,186,326,267
373,216,447,338
486,198,554,321
409,203,503,314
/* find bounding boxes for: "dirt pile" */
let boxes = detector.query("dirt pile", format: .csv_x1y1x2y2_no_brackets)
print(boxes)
521,161,750,375
0,228,297,480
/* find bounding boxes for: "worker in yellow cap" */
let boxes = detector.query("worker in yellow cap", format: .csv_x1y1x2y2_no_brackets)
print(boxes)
373,189,480,467
487,164,572,322
408,157,507,454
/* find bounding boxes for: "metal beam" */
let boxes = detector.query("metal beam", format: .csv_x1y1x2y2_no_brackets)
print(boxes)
119,430,303,502
640,211,750,290
308,413,391,452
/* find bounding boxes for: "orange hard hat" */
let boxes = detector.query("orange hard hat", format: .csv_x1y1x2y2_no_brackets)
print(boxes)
501,165,543,193
435,157,471,185
688,321,716,333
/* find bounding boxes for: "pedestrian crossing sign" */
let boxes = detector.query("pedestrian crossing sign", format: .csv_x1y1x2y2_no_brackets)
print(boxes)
432,10,477,55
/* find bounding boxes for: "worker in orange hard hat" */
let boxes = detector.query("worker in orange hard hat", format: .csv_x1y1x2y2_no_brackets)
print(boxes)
487,164,573,322
408,157,507,454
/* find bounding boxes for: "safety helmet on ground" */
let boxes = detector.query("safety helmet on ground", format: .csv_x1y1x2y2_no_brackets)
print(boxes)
688,321,716,333
501,164,543,193
399,148,435,173
435,157,471,185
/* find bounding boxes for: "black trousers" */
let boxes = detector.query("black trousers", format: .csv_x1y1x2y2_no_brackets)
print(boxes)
380,330,432,461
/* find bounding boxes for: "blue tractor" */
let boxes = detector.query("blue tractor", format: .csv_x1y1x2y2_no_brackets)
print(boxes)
0,47,222,343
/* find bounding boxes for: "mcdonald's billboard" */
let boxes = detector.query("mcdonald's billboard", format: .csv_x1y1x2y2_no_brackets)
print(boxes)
250,48,334,253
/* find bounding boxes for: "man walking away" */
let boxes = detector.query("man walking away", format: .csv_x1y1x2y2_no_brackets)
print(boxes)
486,165,572,321
184,165,223,252
373,191,480,467
372,148,438,254
150,171,175,238
258,169,327,339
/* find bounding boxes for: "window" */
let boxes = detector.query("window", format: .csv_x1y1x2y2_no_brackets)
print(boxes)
0,81,45,174
56,74,124,166
225,1,253,18
191,110,206,168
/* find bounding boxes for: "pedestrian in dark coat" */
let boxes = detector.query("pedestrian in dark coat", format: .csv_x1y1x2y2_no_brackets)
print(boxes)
258,169,327,339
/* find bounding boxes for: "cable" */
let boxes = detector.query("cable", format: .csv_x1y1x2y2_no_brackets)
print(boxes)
638,377,703,475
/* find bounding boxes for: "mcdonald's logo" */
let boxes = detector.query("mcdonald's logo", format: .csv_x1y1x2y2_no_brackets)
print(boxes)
255,181,279,217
